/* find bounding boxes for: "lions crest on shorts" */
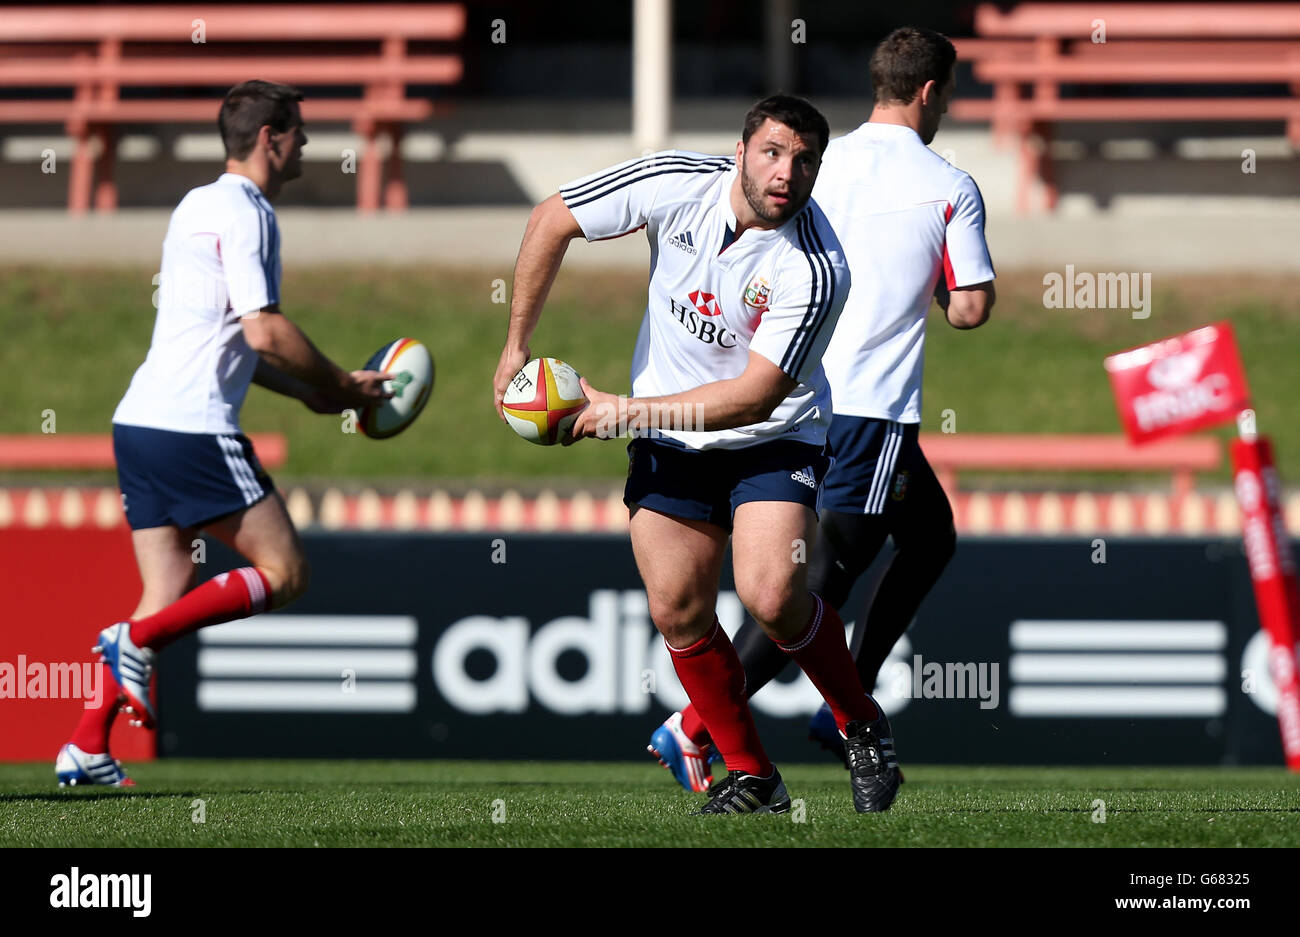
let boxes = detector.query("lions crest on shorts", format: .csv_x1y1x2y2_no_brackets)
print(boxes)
891,469,910,501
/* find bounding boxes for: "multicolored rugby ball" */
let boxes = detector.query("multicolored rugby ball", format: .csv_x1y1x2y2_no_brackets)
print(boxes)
359,337,434,439
502,357,588,446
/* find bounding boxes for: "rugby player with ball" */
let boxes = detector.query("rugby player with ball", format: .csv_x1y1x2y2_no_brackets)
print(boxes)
658,27,995,790
56,80,394,787
493,95,902,814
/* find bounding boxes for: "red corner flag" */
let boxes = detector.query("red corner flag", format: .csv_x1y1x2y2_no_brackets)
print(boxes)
1104,321,1250,444
1106,322,1300,769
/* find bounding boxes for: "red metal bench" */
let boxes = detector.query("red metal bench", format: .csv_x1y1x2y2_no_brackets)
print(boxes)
919,433,1223,499
0,433,288,470
0,4,465,213
950,3,1300,213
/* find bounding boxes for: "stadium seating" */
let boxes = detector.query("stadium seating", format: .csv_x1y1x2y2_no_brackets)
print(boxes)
0,4,465,213
0,433,288,470
0,432,1226,539
919,433,1222,500
951,3,1300,212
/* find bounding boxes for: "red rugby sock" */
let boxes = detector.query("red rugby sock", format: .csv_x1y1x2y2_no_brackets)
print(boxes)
131,567,272,651
69,666,122,754
667,620,771,777
777,593,879,733
679,704,712,748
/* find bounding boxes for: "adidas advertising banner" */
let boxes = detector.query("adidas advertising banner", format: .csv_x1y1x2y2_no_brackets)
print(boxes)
155,535,1289,765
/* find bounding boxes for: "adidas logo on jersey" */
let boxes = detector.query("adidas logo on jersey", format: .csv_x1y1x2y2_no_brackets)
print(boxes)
668,230,698,255
790,470,817,489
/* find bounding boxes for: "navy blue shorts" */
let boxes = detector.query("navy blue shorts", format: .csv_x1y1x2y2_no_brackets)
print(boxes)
113,424,274,531
821,417,936,516
624,437,829,531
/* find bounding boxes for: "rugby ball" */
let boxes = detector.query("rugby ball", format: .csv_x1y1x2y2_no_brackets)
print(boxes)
502,357,588,446
359,337,434,439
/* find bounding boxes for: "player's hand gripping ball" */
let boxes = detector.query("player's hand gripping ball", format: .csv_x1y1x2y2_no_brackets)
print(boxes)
502,357,589,445
359,337,435,438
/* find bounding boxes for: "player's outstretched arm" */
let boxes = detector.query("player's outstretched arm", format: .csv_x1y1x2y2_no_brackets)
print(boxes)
943,280,994,329
567,351,797,443
493,194,585,419
242,305,391,409
251,358,380,414
252,358,318,404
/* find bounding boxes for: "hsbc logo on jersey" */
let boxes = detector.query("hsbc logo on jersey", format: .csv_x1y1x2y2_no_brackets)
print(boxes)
670,295,738,347
688,290,722,317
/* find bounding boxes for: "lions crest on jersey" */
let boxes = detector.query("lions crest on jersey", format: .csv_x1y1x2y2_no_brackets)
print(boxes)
743,275,771,314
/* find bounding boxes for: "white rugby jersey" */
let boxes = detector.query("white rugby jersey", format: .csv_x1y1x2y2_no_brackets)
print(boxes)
814,123,994,424
113,172,281,434
560,151,850,450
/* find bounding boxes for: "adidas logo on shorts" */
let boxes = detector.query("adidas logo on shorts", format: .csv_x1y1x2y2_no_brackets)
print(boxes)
790,470,817,489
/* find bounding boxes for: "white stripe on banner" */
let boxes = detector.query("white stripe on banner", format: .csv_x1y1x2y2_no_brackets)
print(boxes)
198,681,416,712
198,648,417,678
198,615,418,646
1009,654,1226,683
1009,686,1226,717
1009,621,1227,650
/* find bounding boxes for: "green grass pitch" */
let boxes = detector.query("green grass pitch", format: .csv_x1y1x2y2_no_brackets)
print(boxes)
3,761,1298,847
